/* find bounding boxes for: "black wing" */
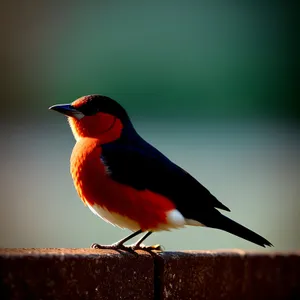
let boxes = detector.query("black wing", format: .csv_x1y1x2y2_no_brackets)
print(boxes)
101,138,230,223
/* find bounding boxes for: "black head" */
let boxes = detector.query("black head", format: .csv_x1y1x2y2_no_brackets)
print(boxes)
49,94,130,122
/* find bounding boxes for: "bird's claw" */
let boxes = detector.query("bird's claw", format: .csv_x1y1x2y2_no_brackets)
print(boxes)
91,243,137,254
91,242,127,251
131,243,164,252
91,243,164,252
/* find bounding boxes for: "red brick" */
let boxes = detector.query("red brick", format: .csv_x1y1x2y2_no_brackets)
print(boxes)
155,250,300,300
0,248,153,300
1,249,299,300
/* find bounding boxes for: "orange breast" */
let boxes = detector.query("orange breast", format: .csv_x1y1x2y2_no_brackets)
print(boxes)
70,138,176,230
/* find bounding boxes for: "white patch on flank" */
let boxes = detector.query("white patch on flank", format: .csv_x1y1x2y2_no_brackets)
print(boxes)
87,204,205,231
87,202,141,231
166,209,185,228
151,209,186,231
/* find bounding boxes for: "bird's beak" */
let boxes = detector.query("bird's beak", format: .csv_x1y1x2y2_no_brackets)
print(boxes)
49,104,85,120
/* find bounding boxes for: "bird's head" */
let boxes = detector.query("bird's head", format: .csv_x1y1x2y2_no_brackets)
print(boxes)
49,94,131,142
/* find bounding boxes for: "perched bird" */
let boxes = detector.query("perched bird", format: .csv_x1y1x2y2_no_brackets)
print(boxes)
49,94,272,250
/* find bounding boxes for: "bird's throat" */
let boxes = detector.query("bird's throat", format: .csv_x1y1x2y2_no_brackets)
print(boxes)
68,112,123,143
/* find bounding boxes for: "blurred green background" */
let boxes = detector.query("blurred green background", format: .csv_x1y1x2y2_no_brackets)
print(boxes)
0,1,298,251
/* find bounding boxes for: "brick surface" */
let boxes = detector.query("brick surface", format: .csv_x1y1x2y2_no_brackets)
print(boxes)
155,250,300,300
1,249,300,300
0,248,153,300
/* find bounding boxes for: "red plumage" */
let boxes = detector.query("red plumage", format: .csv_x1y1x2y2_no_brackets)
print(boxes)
70,137,175,231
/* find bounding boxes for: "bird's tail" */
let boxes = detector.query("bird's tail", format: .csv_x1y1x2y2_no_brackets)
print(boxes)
209,214,273,248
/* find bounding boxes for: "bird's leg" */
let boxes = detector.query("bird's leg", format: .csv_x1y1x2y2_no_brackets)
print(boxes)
91,229,143,250
130,231,163,251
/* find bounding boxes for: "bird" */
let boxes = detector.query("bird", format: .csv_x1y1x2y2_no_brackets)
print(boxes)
49,94,273,250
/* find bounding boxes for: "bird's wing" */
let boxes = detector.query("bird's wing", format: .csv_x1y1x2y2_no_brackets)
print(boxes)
101,139,230,222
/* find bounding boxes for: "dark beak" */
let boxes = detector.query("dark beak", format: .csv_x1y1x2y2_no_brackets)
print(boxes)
49,104,84,120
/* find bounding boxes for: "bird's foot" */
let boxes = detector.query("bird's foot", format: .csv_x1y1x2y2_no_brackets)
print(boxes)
91,242,130,252
91,242,164,252
130,243,164,252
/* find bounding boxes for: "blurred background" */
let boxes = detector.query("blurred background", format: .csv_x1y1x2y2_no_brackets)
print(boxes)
0,1,298,251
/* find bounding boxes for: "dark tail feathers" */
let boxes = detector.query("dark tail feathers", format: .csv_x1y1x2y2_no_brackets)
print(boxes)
210,214,273,248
